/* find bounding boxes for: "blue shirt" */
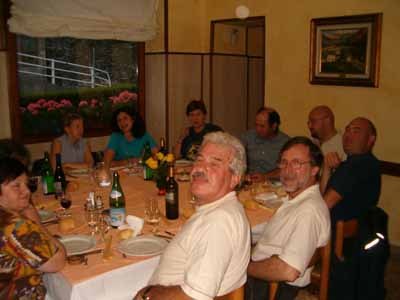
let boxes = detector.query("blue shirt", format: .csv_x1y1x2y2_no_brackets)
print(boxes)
106,132,156,160
241,130,290,173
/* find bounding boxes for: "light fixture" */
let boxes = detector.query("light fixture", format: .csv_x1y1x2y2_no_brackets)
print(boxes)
235,5,250,20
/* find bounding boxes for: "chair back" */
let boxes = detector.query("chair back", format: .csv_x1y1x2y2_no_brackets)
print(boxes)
215,285,244,300
335,219,358,260
268,240,331,300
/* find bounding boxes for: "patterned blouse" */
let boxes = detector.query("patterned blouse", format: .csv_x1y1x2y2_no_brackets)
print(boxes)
0,214,58,300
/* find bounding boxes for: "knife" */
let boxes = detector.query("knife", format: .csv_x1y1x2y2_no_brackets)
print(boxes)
67,248,103,258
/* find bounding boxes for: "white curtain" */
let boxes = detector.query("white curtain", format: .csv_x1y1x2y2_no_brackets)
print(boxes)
8,0,159,42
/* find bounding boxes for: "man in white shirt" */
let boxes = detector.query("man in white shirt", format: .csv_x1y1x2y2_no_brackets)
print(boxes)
247,137,330,300
308,105,346,168
134,132,251,300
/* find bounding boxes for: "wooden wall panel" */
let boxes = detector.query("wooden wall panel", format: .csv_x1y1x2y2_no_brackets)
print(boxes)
145,54,166,145
248,58,264,128
202,55,210,117
167,54,202,151
212,55,247,138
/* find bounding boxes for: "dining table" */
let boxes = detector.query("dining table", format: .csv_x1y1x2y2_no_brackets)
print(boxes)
31,167,279,300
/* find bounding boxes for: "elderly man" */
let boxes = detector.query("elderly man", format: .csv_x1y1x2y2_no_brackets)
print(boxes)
134,132,250,300
308,105,346,163
246,137,330,300
321,117,381,224
241,107,289,182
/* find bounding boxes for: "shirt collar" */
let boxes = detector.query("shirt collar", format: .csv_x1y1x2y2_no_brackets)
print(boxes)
196,191,237,213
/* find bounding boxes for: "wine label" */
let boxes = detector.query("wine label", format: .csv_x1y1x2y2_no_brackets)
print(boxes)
110,208,126,227
165,192,176,204
42,176,54,194
110,190,122,198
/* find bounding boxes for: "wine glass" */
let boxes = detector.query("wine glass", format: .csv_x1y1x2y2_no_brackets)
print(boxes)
86,208,99,235
60,192,72,217
28,176,39,193
144,197,160,233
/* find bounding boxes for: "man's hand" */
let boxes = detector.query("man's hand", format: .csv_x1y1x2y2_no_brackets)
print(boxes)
324,152,342,170
249,172,265,183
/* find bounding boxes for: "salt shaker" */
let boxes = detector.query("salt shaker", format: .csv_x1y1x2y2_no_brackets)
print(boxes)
95,195,104,210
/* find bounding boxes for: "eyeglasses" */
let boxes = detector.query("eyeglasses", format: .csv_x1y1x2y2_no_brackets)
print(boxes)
277,159,311,170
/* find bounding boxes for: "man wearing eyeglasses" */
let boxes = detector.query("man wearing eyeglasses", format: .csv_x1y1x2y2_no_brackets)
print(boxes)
246,137,330,300
308,105,346,167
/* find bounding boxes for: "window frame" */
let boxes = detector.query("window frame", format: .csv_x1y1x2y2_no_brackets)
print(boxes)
2,0,145,144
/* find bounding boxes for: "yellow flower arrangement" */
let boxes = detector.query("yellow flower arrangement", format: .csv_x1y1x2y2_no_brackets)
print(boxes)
145,152,175,193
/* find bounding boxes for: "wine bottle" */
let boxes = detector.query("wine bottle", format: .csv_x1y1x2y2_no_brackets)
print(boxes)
165,164,179,220
109,171,126,228
41,151,55,195
54,153,66,198
159,137,168,155
142,142,153,180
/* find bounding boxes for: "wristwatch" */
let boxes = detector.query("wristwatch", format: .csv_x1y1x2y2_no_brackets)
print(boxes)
141,286,152,300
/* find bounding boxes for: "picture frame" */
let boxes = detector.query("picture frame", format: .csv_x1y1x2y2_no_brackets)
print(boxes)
309,13,382,87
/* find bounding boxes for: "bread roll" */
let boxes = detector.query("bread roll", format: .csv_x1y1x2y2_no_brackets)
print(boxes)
58,217,76,233
118,228,133,240
243,199,259,210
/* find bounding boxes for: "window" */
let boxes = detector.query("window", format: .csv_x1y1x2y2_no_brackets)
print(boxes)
13,35,144,142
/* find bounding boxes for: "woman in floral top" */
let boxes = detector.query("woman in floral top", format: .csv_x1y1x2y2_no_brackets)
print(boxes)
0,158,66,300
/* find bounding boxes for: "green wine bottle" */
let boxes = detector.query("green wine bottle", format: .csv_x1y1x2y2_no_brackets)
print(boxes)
41,151,55,195
142,142,153,180
109,171,126,228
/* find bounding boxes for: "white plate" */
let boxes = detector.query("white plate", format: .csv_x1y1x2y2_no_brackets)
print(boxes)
175,159,193,167
38,209,56,223
254,193,283,209
118,235,168,257
60,234,96,256
67,168,90,176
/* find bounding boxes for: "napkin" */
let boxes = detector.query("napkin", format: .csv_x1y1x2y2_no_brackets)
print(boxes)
118,215,144,236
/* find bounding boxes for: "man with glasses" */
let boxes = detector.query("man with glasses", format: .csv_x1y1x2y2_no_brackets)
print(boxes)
308,105,346,169
246,137,330,300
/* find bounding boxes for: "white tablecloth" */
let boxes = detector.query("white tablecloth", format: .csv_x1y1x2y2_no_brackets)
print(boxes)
44,256,160,300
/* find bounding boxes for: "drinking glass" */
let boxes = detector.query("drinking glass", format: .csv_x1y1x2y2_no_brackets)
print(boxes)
60,192,72,217
86,208,100,235
28,176,39,193
144,197,160,232
127,157,140,175
95,162,111,187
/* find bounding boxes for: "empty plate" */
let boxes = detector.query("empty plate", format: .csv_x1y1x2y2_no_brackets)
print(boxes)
60,234,96,256
38,209,56,223
118,235,168,257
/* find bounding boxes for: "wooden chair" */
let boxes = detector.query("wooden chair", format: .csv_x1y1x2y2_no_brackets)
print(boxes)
269,219,359,300
268,241,331,300
334,219,358,261
216,285,244,300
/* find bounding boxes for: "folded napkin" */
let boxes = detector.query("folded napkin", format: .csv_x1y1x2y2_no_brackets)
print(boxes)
118,215,144,236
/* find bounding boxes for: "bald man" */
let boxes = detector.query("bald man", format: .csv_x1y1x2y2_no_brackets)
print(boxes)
308,106,346,168
321,117,381,224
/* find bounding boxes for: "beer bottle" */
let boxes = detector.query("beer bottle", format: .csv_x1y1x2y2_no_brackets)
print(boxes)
159,137,168,155
109,171,126,228
41,151,55,195
165,164,179,220
54,153,66,198
142,142,153,180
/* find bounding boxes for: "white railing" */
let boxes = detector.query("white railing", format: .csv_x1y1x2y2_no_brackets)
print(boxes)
17,52,111,88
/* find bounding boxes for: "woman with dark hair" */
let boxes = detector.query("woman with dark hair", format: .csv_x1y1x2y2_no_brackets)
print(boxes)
174,100,222,160
0,158,66,300
50,112,94,170
104,107,157,167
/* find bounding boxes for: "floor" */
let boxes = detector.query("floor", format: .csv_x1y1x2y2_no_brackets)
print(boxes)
296,245,400,300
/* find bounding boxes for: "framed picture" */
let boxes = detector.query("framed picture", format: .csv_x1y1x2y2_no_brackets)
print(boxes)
309,13,382,87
